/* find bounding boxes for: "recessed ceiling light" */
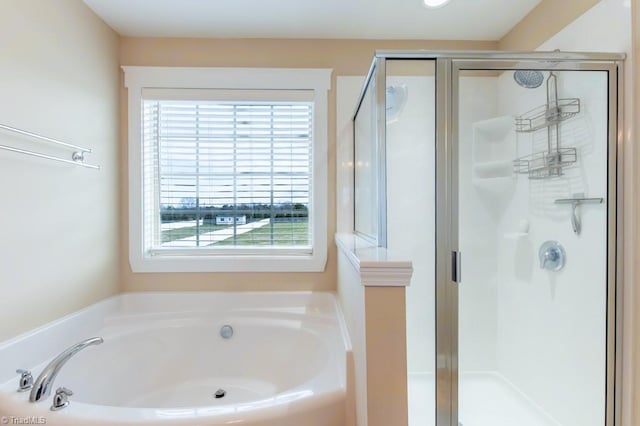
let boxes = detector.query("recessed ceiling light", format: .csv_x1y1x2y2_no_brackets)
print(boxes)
423,0,452,8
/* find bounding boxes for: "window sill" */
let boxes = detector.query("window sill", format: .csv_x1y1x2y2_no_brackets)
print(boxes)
130,251,327,273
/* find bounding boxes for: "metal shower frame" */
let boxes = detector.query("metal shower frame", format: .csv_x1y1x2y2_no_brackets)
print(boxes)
352,50,625,426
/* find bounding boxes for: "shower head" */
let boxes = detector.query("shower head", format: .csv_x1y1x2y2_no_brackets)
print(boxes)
513,70,545,89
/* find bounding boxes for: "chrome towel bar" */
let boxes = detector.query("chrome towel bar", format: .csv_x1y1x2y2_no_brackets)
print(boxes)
0,123,100,169
0,144,100,169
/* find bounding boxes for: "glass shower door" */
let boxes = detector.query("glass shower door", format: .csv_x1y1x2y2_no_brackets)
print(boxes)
453,63,617,426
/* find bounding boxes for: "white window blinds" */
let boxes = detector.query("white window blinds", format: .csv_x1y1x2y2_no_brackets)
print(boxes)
142,96,313,250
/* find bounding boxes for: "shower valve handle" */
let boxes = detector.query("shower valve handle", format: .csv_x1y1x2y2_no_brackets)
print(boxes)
539,241,566,272
541,248,558,268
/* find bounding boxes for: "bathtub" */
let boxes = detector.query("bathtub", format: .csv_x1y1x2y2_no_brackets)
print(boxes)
0,292,351,426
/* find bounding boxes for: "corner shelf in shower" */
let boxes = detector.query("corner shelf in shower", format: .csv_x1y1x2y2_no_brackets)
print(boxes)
471,115,516,191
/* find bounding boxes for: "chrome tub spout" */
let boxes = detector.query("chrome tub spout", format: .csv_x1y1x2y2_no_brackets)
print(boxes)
29,337,103,403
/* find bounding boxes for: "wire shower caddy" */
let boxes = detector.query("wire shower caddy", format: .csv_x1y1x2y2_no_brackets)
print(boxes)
513,72,580,179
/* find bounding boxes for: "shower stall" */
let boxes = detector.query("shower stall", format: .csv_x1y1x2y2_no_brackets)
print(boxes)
352,51,623,426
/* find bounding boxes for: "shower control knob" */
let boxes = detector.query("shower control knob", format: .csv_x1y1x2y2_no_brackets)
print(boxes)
539,241,566,272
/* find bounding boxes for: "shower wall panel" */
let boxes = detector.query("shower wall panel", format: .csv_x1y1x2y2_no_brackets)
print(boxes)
494,70,608,425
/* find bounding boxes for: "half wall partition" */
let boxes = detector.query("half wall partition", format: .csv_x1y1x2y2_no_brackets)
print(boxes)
352,51,623,426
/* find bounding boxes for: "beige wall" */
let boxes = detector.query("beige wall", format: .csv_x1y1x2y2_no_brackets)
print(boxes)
0,0,120,342
119,38,496,292
365,287,408,426
498,0,601,50
631,0,639,422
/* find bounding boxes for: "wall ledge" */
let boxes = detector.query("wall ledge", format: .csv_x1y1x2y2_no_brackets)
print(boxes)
335,233,413,287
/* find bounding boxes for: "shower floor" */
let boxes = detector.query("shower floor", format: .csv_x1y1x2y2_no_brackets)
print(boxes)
408,372,560,426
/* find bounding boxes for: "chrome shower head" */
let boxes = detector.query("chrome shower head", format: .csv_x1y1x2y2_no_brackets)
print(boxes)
513,70,545,89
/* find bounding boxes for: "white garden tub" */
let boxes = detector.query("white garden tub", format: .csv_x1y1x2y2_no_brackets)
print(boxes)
0,292,351,426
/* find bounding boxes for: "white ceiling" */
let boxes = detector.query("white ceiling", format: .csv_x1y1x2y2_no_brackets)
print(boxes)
82,0,542,40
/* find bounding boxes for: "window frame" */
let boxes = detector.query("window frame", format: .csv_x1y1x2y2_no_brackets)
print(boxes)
123,66,332,272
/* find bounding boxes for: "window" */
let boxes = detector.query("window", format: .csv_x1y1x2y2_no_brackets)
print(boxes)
145,95,312,250
124,67,332,272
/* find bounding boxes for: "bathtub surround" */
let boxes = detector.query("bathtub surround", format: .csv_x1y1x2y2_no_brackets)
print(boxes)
0,0,120,342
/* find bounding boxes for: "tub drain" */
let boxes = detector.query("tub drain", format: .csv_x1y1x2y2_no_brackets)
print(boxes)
214,389,226,399
220,325,233,339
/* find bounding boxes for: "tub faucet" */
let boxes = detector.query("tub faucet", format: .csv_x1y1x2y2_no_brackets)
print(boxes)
29,337,103,403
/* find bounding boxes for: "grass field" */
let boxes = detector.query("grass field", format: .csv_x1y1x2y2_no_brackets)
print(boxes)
161,223,229,243
213,221,309,246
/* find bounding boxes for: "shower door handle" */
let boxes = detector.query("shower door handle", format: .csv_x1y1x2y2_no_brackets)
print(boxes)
451,251,462,283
